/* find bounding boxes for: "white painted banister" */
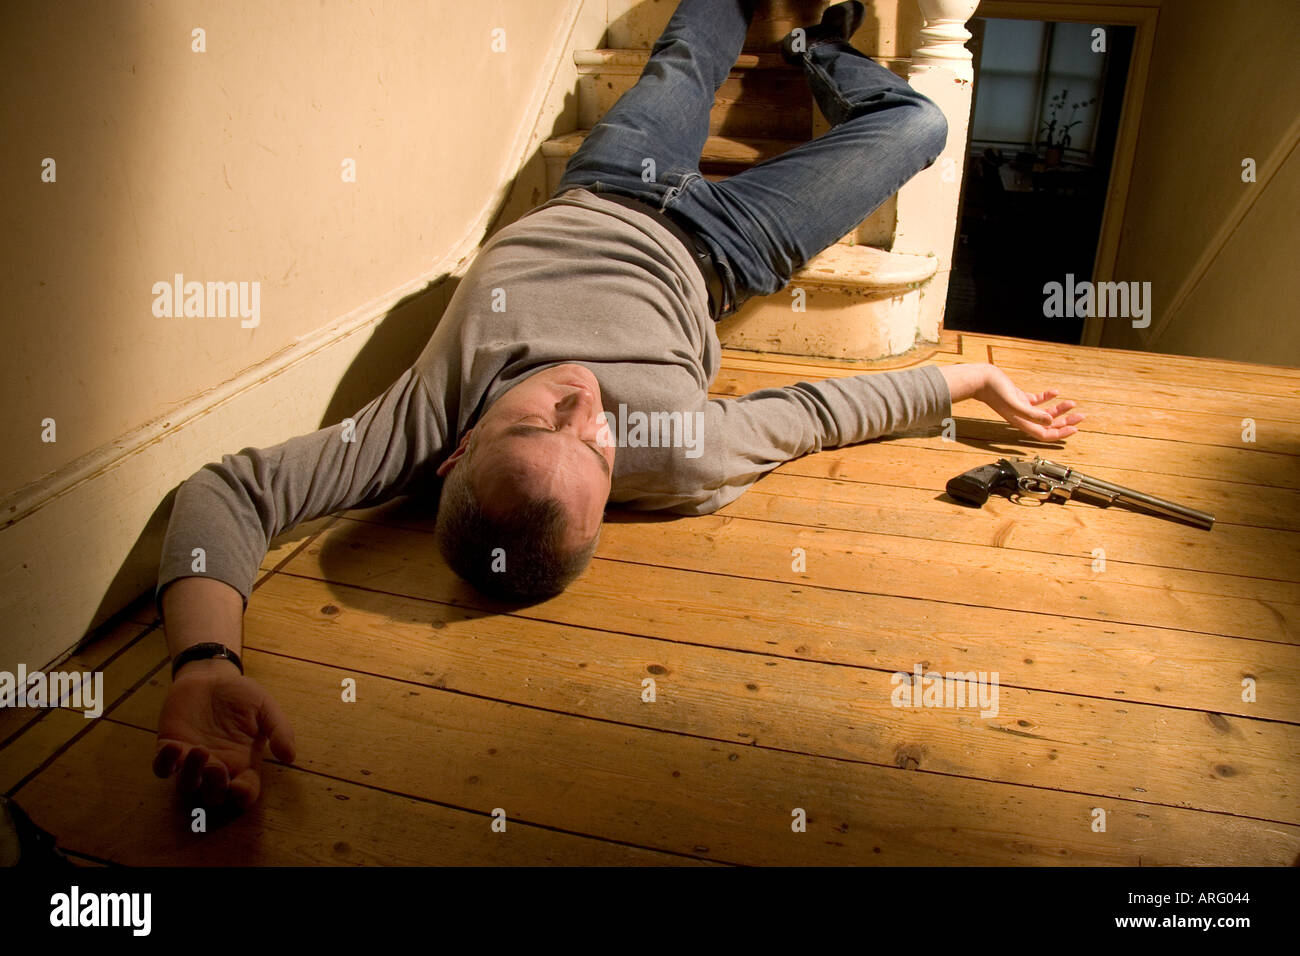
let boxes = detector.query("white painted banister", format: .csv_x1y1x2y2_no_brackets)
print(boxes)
893,0,980,342
910,0,980,81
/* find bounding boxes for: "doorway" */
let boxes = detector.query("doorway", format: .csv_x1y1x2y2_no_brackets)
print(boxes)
945,17,1136,343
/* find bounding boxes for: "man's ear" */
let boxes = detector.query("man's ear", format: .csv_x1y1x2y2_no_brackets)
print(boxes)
436,429,474,478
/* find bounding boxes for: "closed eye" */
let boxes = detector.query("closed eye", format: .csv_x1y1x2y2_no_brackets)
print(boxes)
505,421,610,476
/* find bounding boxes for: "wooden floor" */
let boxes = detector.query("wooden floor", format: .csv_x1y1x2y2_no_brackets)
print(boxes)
4,329,1298,865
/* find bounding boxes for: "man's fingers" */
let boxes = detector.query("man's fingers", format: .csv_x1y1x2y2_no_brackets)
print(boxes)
1011,397,1054,424
1038,427,1076,441
179,746,208,795
992,377,1080,441
153,741,183,778
1016,418,1050,440
1036,391,1074,419
1014,412,1079,442
1022,390,1071,422
1041,416,1082,439
200,762,230,806
259,696,297,764
1048,412,1086,430
1009,392,1082,434
229,769,262,810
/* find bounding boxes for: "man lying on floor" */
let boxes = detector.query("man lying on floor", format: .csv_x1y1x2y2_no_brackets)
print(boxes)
151,0,1085,810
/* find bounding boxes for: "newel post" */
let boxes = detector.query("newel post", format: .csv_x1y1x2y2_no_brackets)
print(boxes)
893,0,980,341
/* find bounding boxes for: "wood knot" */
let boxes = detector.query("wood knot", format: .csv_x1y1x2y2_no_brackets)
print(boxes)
894,743,925,770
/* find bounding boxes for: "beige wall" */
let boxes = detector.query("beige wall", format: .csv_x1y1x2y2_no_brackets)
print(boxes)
0,0,595,670
1102,0,1300,363
2,0,574,497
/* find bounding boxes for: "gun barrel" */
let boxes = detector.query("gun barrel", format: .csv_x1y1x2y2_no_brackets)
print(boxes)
1035,460,1215,529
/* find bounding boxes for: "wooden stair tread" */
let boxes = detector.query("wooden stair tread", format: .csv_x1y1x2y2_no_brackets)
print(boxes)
574,48,799,74
793,242,937,290
542,128,799,167
573,47,911,75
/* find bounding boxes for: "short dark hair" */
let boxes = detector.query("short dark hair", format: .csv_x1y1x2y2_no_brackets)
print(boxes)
434,434,600,602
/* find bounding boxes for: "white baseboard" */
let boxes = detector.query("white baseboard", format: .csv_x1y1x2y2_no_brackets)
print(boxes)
0,269,451,674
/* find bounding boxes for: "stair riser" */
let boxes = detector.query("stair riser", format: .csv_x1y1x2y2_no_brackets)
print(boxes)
716,286,930,360
579,71,812,142
577,57,909,142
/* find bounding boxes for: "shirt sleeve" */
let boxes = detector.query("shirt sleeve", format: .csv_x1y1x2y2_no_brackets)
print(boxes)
155,366,445,614
671,363,952,515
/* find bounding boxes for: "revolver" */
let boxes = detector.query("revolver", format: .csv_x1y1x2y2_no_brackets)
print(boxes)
946,456,1215,530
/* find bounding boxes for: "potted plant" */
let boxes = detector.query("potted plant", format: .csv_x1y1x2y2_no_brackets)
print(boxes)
1039,89,1096,167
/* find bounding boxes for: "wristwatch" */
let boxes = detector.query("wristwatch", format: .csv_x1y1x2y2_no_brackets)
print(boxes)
171,642,244,679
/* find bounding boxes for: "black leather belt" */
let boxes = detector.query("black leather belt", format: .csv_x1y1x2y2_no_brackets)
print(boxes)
595,191,725,320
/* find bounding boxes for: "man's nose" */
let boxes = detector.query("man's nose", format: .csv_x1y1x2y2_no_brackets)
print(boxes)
557,385,596,420
557,389,607,443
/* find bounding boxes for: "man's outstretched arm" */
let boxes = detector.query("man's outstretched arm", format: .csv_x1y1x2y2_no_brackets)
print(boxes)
155,367,444,611
152,576,297,810
671,362,1083,514
153,366,447,808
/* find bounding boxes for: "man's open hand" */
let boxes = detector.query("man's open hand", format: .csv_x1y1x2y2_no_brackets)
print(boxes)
153,660,296,810
977,364,1084,442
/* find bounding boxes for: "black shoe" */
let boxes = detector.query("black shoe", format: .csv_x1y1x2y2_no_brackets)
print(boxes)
780,1,867,65
0,796,75,868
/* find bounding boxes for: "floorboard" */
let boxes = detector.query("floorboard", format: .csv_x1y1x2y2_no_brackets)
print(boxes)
5,331,1298,865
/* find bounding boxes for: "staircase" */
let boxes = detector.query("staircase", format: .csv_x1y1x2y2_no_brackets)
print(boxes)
540,0,979,362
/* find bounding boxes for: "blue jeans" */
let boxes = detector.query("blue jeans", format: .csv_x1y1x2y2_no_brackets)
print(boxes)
553,0,948,318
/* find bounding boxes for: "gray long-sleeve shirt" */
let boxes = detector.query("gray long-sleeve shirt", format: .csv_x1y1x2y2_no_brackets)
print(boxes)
156,187,952,609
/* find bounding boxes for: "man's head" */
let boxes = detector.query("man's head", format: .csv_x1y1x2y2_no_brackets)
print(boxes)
434,363,614,602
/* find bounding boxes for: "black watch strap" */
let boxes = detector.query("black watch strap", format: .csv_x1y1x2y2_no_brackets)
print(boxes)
171,642,244,679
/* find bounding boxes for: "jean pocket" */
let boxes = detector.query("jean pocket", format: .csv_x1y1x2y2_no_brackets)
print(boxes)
662,171,702,210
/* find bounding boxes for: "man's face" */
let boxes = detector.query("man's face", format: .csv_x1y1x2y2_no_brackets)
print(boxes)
436,363,614,548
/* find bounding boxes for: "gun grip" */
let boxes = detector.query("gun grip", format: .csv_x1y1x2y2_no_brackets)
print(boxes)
946,462,1012,507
